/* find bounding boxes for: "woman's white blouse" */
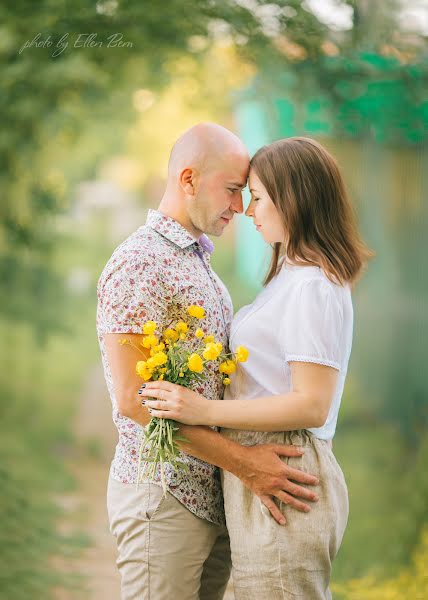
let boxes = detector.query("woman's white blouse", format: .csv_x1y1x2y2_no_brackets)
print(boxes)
225,263,354,440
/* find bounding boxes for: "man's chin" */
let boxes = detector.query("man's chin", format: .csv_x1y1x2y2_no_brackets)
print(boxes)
205,222,228,237
207,228,223,237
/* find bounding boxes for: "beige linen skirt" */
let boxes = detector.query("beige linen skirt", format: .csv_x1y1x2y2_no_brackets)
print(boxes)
221,429,349,600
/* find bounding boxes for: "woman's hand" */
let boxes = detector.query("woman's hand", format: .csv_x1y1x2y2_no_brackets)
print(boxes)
138,381,214,426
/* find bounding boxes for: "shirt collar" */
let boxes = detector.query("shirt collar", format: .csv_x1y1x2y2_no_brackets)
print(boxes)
146,209,215,255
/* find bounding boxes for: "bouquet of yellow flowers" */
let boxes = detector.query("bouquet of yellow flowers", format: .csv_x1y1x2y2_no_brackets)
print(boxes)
120,305,249,494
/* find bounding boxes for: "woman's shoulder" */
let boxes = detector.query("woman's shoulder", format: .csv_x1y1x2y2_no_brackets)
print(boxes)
282,262,350,291
278,264,351,312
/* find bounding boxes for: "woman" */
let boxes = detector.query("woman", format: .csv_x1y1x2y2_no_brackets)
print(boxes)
140,137,373,599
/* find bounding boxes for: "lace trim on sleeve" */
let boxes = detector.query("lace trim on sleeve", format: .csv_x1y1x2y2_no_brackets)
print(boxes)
285,354,341,371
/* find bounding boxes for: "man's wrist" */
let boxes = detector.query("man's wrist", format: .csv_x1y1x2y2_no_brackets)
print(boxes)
221,439,251,478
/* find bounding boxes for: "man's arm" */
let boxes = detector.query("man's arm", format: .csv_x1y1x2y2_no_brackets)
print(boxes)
104,332,320,525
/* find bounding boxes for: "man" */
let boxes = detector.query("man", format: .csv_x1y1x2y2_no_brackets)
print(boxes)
96,123,319,600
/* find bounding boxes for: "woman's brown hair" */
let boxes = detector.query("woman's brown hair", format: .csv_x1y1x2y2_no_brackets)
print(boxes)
250,137,374,287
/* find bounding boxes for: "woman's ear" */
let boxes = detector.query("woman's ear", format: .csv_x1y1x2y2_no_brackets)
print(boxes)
179,167,196,196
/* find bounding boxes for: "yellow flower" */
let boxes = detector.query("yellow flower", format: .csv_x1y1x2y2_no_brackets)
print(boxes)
187,305,206,319
180,332,186,340
159,374,164,380
195,328,204,339
176,321,189,334
179,372,184,377
223,377,231,385
143,320,157,335
153,342,165,353
146,357,158,371
136,361,152,381
204,335,215,344
235,345,249,363
163,328,179,343
142,334,159,349
188,353,204,373
219,360,236,375
136,361,147,376
203,342,222,361
160,367,168,373
152,351,168,366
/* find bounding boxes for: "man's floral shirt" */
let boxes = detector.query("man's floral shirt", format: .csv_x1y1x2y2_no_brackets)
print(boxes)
97,210,233,524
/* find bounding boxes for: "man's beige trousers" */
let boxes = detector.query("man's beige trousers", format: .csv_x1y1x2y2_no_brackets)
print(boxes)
107,478,231,600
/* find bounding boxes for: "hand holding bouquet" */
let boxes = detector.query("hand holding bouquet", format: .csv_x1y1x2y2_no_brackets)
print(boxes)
119,305,248,494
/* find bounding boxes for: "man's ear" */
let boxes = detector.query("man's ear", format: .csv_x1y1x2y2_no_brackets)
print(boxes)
179,167,197,196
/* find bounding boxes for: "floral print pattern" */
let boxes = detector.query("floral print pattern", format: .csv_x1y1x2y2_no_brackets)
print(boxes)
97,210,233,525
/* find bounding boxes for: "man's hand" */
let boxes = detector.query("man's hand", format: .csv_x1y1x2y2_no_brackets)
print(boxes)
234,443,319,525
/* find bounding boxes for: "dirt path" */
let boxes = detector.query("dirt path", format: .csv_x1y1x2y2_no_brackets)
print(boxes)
52,364,234,599
51,365,121,599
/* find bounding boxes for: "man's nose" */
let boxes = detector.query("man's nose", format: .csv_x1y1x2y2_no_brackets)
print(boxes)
231,192,244,214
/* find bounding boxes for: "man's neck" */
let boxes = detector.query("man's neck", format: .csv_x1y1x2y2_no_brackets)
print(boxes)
157,194,202,239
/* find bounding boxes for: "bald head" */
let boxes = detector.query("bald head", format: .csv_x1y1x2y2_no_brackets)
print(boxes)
168,122,248,178
160,122,249,239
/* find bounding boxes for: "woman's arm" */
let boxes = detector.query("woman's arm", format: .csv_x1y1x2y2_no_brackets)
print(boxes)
141,361,339,431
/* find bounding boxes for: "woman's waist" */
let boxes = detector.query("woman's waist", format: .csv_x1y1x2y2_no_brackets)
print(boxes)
220,428,332,448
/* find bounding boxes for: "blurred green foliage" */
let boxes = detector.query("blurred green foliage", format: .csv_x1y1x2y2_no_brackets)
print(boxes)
0,0,333,337
255,52,428,145
0,225,106,597
332,437,428,599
